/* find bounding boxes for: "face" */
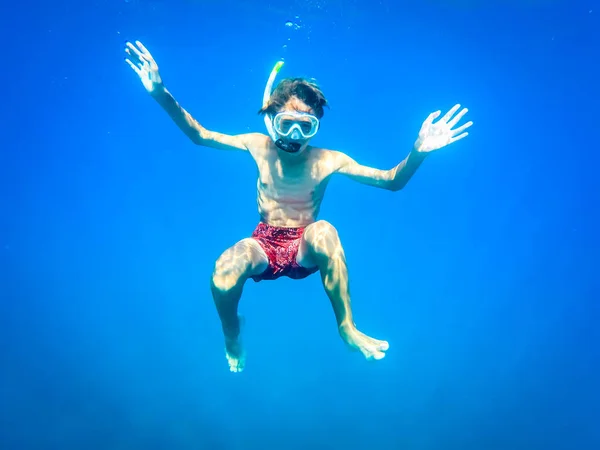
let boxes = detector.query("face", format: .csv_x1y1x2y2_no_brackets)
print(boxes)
271,97,320,155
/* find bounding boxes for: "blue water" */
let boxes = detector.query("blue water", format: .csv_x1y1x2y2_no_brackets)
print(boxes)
1,1,598,449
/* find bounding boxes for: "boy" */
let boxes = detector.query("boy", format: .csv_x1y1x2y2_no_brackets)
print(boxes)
125,40,472,372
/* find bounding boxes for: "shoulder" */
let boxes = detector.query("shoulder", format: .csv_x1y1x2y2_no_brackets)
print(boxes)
311,147,354,172
242,132,270,148
243,133,272,157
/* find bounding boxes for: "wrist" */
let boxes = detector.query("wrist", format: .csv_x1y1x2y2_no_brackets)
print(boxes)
410,146,428,159
149,83,167,99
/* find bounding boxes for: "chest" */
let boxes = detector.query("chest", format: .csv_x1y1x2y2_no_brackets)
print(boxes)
257,156,329,200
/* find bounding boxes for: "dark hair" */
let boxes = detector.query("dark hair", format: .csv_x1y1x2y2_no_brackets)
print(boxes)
258,77,328,119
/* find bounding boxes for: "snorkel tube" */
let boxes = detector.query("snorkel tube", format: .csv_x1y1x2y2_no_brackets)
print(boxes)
263,60,284,139
262,60,302,153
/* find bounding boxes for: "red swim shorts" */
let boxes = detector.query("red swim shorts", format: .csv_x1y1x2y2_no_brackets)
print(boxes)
250,222,319,282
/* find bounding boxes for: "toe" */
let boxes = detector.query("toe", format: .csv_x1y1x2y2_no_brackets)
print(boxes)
229,361,244,373
372,351,386,360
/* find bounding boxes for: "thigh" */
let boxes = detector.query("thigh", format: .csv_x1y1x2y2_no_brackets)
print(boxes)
297,220,342,268
215,238,269,278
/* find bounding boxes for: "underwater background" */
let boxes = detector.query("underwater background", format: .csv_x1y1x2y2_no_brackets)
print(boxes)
1,0,599,449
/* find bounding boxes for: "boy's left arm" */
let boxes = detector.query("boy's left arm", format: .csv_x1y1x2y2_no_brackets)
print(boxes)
334,104,473,191
334,148,426,192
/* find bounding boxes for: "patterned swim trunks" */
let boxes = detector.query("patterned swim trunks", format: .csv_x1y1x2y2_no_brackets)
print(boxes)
250,222,319,282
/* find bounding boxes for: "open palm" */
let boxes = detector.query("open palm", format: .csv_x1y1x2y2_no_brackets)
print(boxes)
125,40,163,93
414,104,473,153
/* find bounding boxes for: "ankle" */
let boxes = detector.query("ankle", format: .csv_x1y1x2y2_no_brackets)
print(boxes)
223,325,240,341
338,320,356,336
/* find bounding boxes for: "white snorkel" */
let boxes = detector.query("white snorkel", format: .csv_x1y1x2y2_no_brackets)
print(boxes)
263,60,310,153
263,60,284,143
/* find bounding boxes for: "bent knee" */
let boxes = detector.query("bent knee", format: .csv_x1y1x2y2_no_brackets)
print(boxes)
305,220,339,240
211,261,246,293
211,239,264,293
304,220,342,258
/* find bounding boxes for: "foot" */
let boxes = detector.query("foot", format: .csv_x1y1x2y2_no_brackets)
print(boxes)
341,325,389,360
225,336,245,373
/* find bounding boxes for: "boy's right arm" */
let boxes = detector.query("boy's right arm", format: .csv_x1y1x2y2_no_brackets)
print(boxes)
151,85,255,151
125,40,257,152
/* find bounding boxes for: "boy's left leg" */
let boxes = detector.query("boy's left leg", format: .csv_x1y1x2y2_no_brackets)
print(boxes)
296,220,389,360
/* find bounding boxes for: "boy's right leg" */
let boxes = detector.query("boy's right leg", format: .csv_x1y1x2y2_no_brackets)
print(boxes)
210,238,269,373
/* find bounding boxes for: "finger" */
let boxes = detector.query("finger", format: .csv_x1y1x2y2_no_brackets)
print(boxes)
447,107,468,128
452,120,473,136
125,58,142,76
441,104,461,123
126,41,146,63
449,131,469,143
125,47,148,68
423,110,441,127
135,40,155,61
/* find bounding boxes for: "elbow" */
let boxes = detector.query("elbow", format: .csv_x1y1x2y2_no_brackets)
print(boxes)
190,129,206,146
385,178,406,192
189,122,210,146
385,169,404,192
389,180,406,192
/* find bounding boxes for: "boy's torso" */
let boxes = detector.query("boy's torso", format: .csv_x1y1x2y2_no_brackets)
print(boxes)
248,135,341,228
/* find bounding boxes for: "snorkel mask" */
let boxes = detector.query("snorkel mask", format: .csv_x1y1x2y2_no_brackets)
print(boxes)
262,61,320,153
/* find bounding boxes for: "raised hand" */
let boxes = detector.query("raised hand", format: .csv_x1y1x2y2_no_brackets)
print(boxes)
414,104,473,153
125,40,163,93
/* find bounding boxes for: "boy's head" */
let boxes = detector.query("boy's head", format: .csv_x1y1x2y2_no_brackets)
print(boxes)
259,77,328,118
259,78,328,154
